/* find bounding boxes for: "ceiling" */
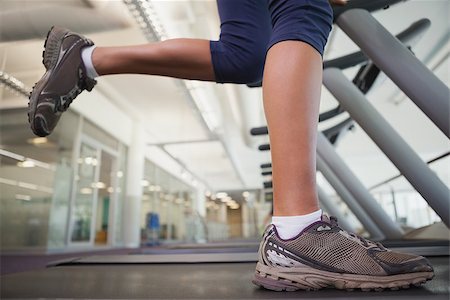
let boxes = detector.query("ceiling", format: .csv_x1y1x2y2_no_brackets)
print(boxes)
1,0,448,192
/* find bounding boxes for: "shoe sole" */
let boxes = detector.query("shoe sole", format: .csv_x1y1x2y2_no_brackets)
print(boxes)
253,262,434,292
28,26,68,137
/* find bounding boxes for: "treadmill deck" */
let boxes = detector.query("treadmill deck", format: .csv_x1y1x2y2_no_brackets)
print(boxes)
1,256,448,299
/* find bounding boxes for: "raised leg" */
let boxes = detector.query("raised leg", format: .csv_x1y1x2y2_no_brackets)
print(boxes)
92,39,215,81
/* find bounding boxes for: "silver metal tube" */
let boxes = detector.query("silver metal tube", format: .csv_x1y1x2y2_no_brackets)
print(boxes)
317,133,404,238
337,9,450,138
317,154,386,239
323,68,450,227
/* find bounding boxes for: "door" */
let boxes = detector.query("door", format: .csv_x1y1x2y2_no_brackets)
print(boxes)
68,137,119,247
69,142,99,245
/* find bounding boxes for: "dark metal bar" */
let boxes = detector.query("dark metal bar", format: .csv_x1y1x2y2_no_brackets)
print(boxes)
332,0,405,22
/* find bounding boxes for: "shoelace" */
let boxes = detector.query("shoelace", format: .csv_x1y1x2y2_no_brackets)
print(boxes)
55,69,95,112
329,216,386,250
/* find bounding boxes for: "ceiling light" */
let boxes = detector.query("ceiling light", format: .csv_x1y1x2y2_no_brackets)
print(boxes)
220,196,230,203
15,194,31,201
27,137,48,145
123,0,218,134
0,177,17,185
0,71,31,97
18,182,38,190
84,157,98,166
92,182,106,189
216,192,227,199
0,149,25,161
17,160,35,168
80,188,93,195
141,180,150,187
117,171,124,178
242,191,250,197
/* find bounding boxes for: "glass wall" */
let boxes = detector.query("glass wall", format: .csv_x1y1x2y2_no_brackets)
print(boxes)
0,108,127,251
205,190,261,241
369,156,447,234
67,118,127,248
141,160,198,245
0,108,78,250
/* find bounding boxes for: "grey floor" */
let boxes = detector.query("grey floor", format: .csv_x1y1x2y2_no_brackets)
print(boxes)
1,257,448,299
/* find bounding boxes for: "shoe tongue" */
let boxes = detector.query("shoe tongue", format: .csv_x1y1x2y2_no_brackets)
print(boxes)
321,214,331,223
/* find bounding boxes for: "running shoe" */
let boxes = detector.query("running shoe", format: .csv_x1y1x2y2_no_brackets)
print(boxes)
253,215,434,291
28,26,97,137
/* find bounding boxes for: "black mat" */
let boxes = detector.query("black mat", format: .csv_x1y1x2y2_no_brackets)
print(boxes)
1,257,448,299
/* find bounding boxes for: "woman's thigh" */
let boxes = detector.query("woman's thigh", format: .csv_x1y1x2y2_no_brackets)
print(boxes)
210,0,272,84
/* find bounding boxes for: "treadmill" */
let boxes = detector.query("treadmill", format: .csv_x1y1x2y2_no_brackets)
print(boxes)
2,1,449,299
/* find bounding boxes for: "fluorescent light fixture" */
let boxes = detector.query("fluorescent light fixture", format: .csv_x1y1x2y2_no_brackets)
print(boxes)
220,196,234,203
91,182,106,189
0,177,18,185
216,192,227,199
15,194,31,201
123,0,219,134
0,177,52,193
18,181,38,190
17,160,36,168
80,188,93,195
84,157,98,166
27,137,48,145
1,149,53,170
0,71,31,97
0,149,25,161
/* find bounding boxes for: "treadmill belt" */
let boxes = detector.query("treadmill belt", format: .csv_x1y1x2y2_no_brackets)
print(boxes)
1,256,448,299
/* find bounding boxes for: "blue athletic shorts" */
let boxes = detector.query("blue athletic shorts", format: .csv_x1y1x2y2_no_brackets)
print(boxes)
210,0,333,84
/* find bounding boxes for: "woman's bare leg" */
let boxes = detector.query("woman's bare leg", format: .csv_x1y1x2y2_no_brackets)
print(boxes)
92,38,215,81
263,41,323,217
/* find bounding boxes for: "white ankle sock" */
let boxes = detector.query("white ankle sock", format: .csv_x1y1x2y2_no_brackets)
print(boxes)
81,45,99,79
272,209,322,240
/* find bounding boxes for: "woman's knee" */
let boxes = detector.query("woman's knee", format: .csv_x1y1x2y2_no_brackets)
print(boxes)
210,40,266,84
